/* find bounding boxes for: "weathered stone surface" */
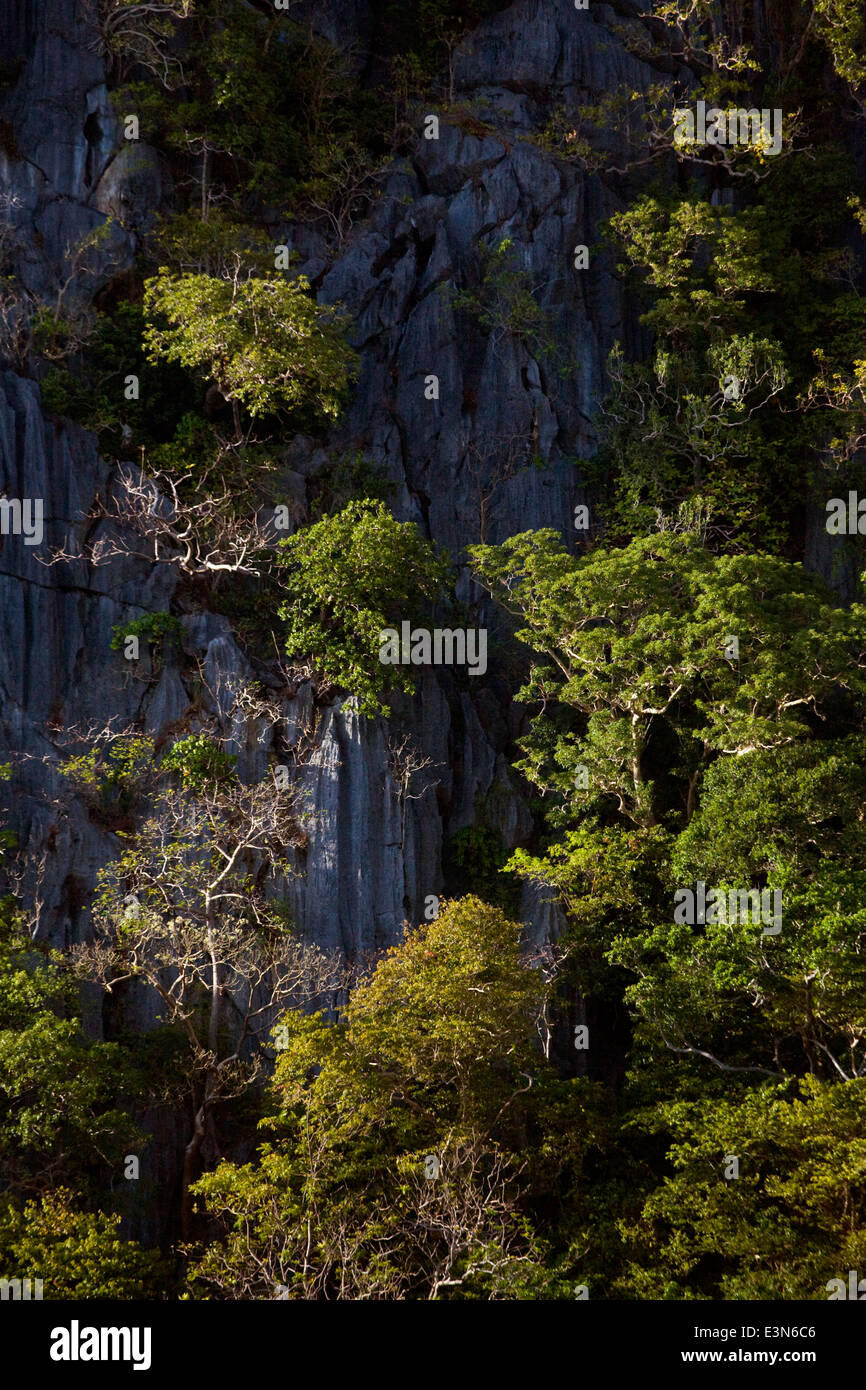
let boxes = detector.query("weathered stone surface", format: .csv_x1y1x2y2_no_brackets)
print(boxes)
2,0,852,1252
0,0,672,968
5,0,839,990
0,1,134,301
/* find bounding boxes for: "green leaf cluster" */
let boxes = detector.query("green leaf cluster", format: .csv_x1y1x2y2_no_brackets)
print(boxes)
277,500,451,715
190,897,608,1299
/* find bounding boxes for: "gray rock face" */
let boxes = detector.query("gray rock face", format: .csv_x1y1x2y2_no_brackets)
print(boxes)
0,1,132,302
3,0,847,1252
0,0,641,961
0,0,758,971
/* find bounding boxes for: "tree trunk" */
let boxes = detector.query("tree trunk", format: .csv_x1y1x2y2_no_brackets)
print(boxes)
201,143,209,223
206,895,220,1055
631,715,657,827
180,1093,208,1242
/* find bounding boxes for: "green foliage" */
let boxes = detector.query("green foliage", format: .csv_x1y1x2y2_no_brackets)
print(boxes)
277,500,451,715
0,903,142,1198
190,896,607,1299
589,337,790,548
147,410,220,474
384,0,505,90
143,268,356,425
39,300,193,453
598,199,788,543
593,153,866,547
508,824,671,1004
161,734,237,792
0,1190,167,1299
308,451,395,521
472,523,866,1295
613,738,866,1080
447,825,520,913
470,530,866,830
58,734,156,825
117,0,386,212
147,208,276,278
111,611,184,657
619,1077,866,1299
449,237,558,360
672,738,866,887
18,0,866,1304
814,0,866,92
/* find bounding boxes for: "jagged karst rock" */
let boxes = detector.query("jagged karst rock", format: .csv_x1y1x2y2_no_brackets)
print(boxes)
1,0,857,1253
0,0,652,968
1,0,850,1039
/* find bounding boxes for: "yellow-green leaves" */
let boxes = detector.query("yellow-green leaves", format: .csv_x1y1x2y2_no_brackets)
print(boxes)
143,268,356,423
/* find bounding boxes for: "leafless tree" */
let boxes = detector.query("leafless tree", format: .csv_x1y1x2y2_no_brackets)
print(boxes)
44,452,280,578
301,142,387,250
404,1137,534,1300
230,674,328,761
462,426,539,543
524,937,573,1062
87,0,193,89
386,734,441,852
71,770,342,1238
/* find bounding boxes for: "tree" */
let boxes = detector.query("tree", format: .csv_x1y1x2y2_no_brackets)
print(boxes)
143,265,356,436
471,529,866,1015
277,499,451,715
645,0,763,76
449,237,556,359
471,523,866,1296
589,155,866,548
472,530,866,826
614,738,866,1083
814,0,866,101
56,731,156,830
73,742,344,1239
49,439,287,579
0,1190,167,1300
189,897,606,1299
619,1076,866,1299
119,2,384,217
0,900,142,1200
415,0,502,103
90,1,194,88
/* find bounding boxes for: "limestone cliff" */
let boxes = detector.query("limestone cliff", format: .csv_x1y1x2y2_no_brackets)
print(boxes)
0,0,662,959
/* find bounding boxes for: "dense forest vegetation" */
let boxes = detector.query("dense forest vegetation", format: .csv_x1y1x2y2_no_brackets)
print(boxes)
3,0,866,1301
